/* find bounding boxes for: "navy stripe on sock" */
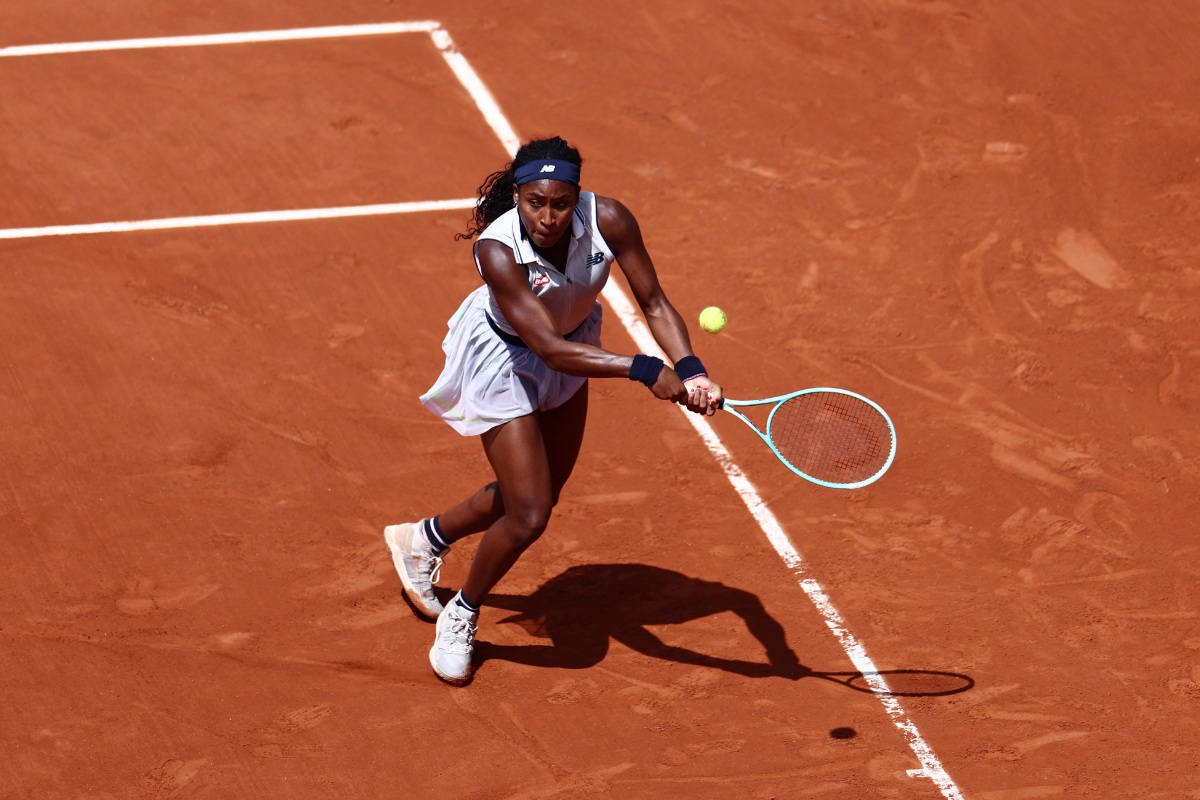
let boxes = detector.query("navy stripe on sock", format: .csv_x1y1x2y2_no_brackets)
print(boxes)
455,591,481,613
423,517,450,553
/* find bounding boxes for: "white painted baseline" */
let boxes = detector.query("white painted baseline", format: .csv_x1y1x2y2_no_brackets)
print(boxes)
0,21,440,57
0,199,476,240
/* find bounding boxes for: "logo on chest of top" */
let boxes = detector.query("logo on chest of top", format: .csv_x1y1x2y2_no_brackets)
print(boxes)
532,273,551,287
585,253,605,267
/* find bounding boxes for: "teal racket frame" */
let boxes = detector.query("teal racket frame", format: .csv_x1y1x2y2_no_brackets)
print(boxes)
720,388,897,489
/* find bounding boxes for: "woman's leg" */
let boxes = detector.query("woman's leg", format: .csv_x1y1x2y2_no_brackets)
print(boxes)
458,382,588,603
434,482,504,542
428,384,588,685
539,380,589,506
434,382,588,544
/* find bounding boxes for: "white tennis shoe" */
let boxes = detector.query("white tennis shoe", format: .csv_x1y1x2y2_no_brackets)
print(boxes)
430,595,478,685
384,521,446,620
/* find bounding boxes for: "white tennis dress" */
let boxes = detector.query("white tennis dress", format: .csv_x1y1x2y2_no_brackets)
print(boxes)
420,191,615,435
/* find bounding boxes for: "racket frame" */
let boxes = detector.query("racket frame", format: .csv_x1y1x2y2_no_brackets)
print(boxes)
720,388,897,489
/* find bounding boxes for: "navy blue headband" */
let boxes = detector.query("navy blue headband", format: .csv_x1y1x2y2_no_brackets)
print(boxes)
513,159,580,187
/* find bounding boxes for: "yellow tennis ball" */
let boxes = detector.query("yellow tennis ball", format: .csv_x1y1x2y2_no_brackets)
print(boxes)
699,306,727,334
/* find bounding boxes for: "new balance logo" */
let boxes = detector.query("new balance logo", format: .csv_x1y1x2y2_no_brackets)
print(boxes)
585,253,604,267
540,165,555,173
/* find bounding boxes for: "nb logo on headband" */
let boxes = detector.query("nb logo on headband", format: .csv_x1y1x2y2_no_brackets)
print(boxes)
540,165,555,173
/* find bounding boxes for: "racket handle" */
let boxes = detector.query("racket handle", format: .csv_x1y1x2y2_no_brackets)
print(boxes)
716,398,725,410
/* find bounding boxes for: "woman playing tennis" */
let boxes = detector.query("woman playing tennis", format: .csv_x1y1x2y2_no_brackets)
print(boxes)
385,136,722,685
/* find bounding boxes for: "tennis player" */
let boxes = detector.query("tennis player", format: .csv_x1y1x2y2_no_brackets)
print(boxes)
385,136,722,685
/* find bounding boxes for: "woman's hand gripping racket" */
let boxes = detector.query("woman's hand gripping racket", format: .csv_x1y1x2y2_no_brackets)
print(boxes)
718,389,896,489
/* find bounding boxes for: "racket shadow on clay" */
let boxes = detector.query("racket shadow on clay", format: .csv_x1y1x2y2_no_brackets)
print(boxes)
475,564,972,697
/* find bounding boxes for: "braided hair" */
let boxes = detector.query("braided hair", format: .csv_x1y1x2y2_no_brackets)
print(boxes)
457,136,583,240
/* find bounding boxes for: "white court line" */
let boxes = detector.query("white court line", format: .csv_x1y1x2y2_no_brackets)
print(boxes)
0,21,967,799
429,29,520,157
0,199,477,240
0,21,439,57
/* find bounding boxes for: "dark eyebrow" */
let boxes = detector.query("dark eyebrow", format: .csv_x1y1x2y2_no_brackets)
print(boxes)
523,188,576,202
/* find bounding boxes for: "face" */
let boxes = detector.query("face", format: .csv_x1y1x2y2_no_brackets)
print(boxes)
513,179,580,249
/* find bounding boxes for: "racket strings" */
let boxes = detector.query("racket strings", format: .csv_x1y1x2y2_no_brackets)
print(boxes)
768,393,892,485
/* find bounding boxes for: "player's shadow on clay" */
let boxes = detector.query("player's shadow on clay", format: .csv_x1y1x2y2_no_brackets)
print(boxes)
474,564,973,697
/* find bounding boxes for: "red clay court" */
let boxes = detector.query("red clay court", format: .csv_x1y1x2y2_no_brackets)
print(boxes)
2,2,1198,798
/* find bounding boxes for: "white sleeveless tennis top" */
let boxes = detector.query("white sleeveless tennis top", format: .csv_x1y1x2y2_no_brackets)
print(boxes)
474,190,615,337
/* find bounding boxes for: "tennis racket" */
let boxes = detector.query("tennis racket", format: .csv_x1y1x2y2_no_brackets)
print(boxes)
717,389,896,489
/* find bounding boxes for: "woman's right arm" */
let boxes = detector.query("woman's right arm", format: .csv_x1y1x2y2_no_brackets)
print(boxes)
477,240,687,402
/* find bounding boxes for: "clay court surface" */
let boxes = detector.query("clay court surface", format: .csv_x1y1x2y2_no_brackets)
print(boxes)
2,1,1199,797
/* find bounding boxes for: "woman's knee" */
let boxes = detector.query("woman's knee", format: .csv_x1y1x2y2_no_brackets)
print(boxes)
507,502,552,546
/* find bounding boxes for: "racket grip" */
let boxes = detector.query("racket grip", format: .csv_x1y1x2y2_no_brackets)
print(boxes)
716,398,725,410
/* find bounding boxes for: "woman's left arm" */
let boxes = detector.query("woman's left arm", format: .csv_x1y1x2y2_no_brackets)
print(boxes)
597,196,723,416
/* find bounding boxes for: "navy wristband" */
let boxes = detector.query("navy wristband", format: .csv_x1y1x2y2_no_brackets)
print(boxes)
673,355,707,383
629,354,664,387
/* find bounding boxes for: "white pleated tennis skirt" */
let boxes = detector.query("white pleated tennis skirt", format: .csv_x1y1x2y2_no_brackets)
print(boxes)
420,285,603,436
